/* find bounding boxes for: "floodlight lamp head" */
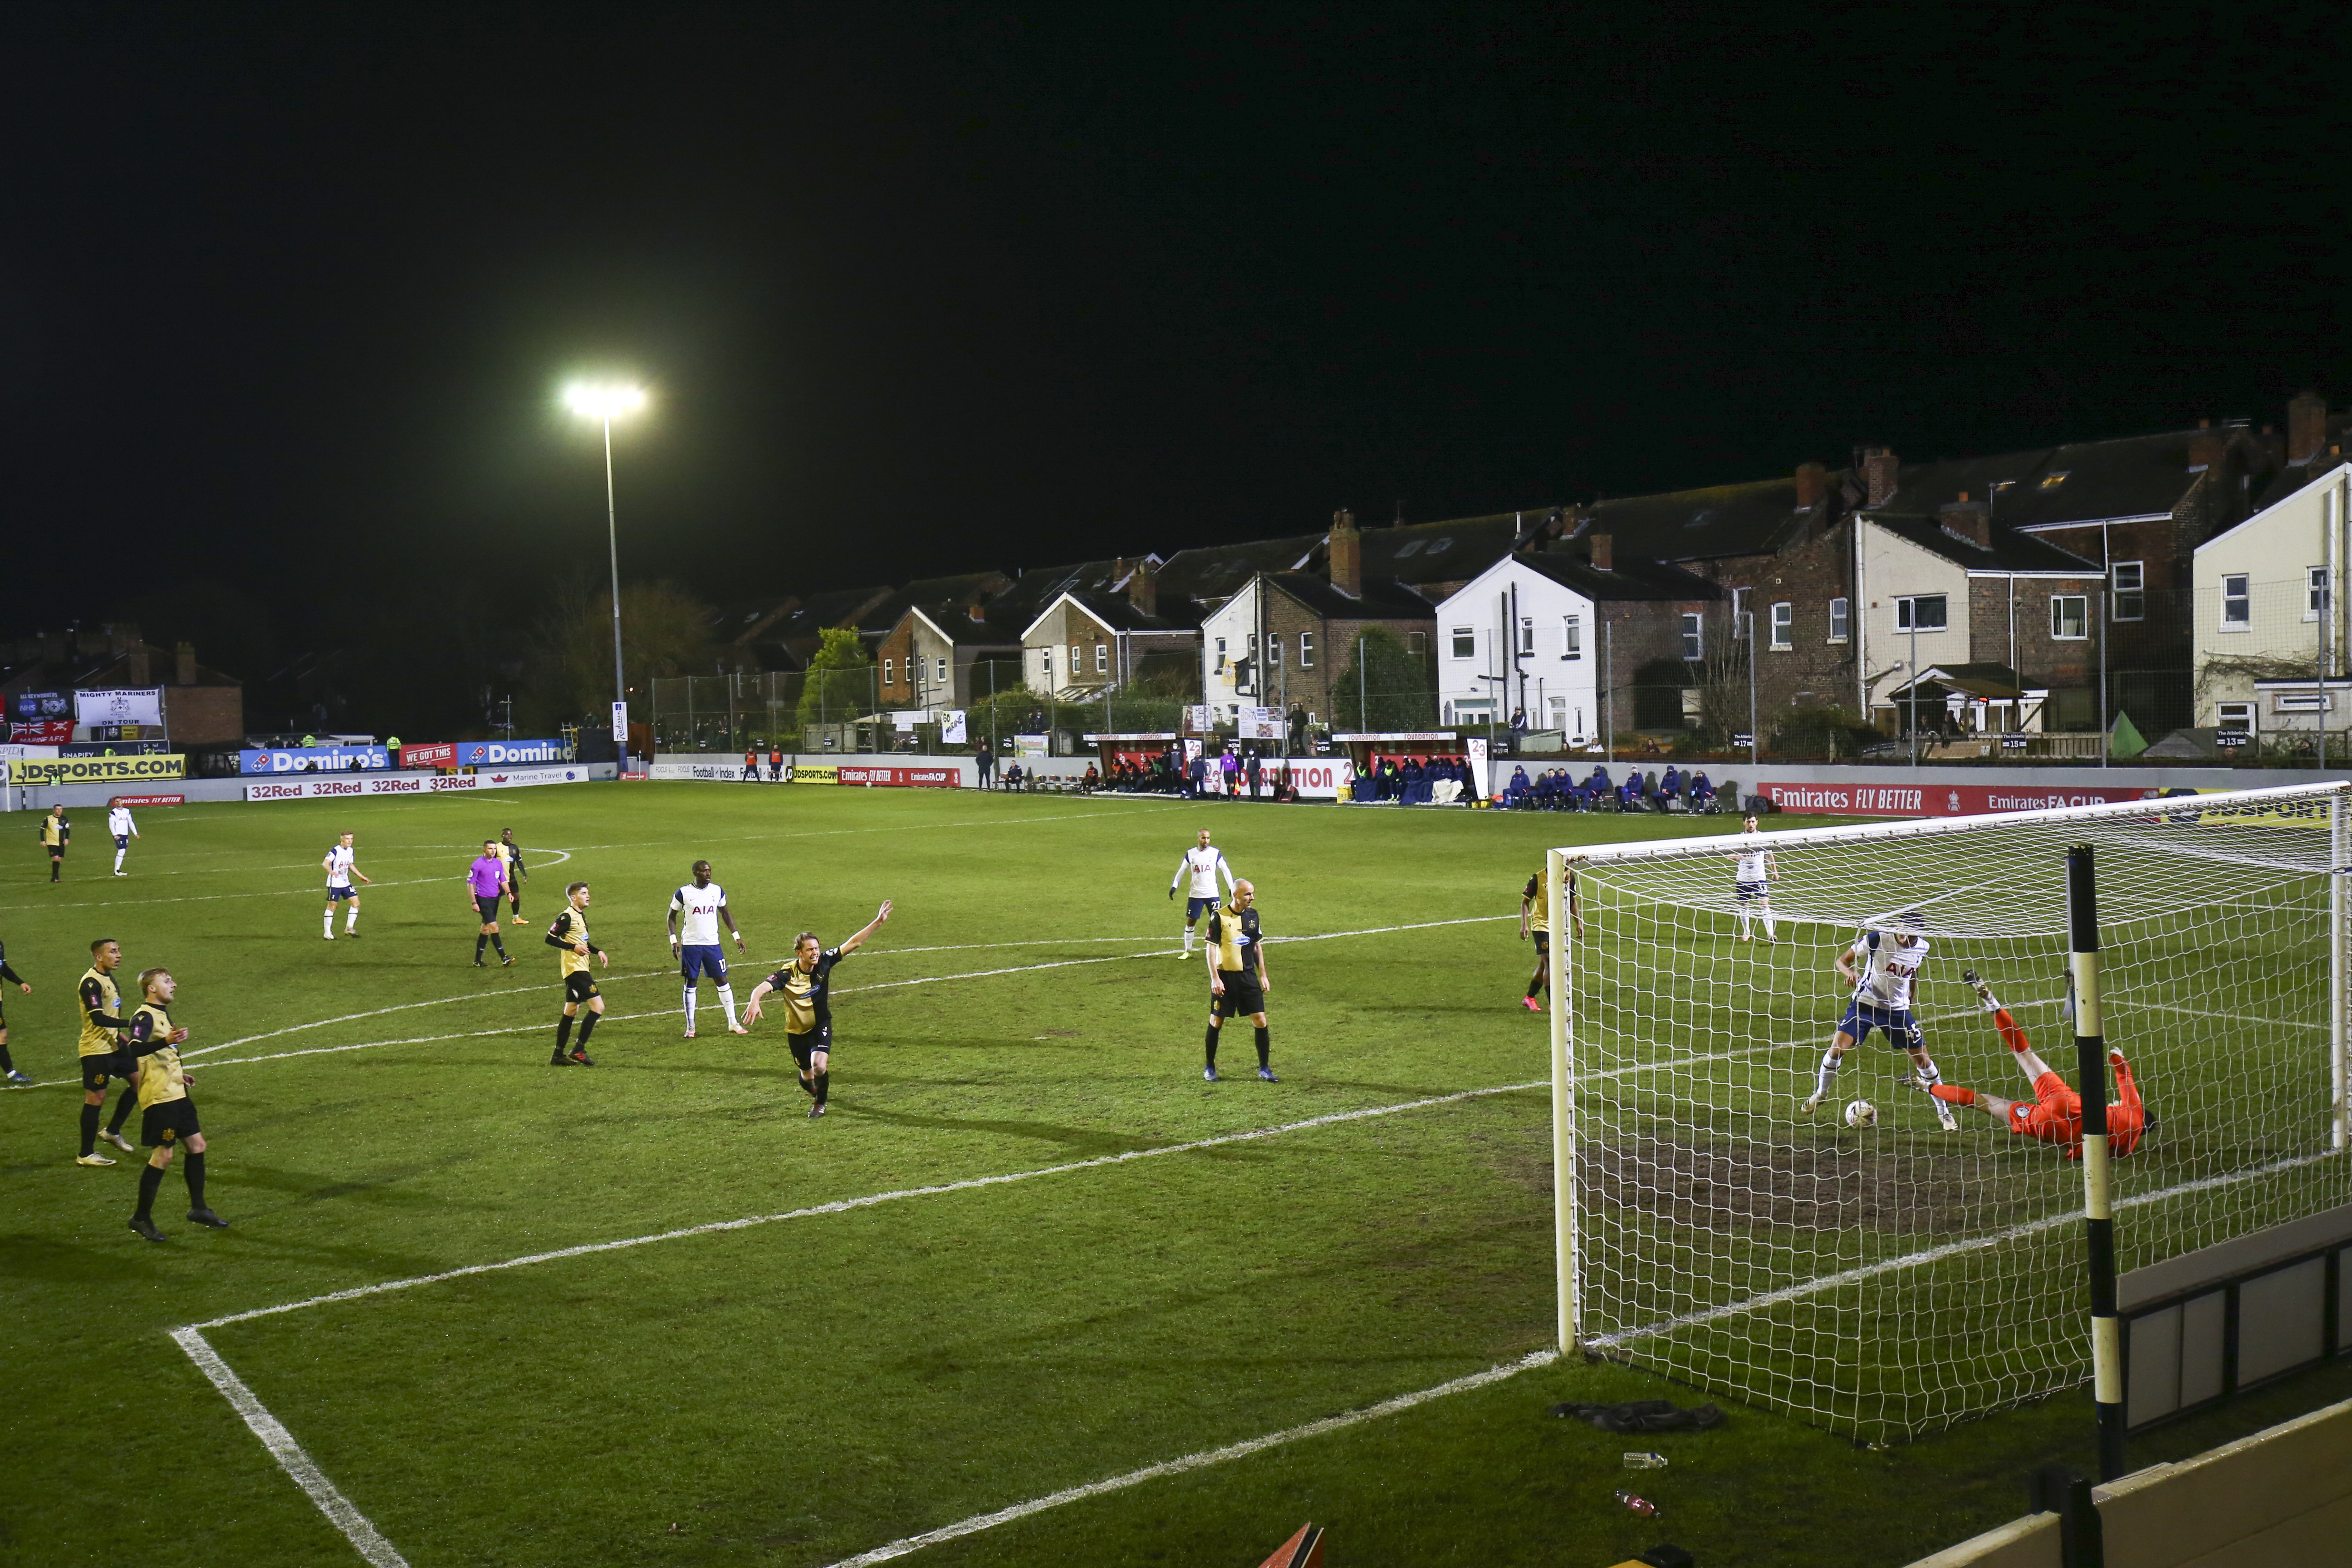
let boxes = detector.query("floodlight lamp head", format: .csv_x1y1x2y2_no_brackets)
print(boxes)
564,382,647,421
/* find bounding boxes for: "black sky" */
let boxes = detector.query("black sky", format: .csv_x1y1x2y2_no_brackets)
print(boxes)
4,4,2349,669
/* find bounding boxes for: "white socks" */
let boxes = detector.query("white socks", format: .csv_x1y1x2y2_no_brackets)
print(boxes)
323,911,334,937
717,984,739,1029
346,906,358,932
683,986,698,1033
1740,905,1778,939
1813,1049,1842,1098
114,849,127,872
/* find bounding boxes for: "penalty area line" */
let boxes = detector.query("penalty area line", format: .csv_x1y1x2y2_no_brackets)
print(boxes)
171,1327,410,1568
819,1349,1559,1568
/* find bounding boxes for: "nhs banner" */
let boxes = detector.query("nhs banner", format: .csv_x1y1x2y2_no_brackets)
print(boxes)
454,739,575,766
239,745,393,774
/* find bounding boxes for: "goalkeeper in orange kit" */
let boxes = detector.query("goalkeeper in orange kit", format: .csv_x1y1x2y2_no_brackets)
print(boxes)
1900,968,2147,1158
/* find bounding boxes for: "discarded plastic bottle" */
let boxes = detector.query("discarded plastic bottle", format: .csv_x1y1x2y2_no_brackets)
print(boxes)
1622,1452,1669,1470
1614,1490,1659,1518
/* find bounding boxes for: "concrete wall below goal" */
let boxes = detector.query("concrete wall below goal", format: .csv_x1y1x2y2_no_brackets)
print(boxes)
1903,1393,2352,1567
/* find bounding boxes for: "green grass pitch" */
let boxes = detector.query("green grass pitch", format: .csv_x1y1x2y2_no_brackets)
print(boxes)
3,783,2344,1568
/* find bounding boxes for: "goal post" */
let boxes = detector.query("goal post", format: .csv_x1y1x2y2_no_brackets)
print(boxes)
1549,782,2352,1443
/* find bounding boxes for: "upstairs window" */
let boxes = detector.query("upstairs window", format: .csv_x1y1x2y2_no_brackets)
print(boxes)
1095,644,1109,674
2111,561,2144,622
1562,615,1583,660
936,657,948,683
1828,596,1850,642
1299,632,1315,668
1681,612,1703,661
2221,574,2250,627
1518,616,1535,655
2310,567,2332,621
883,657,895,685
1895,594,1948,632
2050,595,2088,640
1214,637,1227,671
1769,601,1793,649
1071,642,1083,672
1451,626,1475,658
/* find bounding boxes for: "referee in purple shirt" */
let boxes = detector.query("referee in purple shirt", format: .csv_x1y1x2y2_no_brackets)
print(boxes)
469,841,514,966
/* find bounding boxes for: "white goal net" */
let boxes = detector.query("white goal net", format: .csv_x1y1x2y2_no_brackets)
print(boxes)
1548,783,2352,1442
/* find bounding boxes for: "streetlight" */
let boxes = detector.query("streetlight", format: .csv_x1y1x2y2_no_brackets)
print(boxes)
564,380,647,771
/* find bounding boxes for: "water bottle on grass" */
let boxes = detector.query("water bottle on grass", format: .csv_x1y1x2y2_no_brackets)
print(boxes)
1622,1452,1668,1470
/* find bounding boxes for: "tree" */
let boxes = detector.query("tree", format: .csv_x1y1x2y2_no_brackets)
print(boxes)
795,626,873,732
1330,626,1436,730
521,577,715,730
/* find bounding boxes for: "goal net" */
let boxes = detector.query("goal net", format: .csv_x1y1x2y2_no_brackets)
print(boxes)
1548,783,2352,1443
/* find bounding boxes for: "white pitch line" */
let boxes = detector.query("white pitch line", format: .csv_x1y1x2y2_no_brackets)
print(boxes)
819,1349,1560,1568
170,1327,411,1568
188,1079,1546,1331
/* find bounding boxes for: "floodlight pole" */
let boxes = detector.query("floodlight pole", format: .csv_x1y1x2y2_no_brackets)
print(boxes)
2068,844,2126,1482
599,411,627,773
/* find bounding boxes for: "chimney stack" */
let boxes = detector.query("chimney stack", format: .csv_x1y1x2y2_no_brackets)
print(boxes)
1128,557,1159,617
1590,533,1614,573
126,644,151,687
1939,493,1991,549
1328,508,1362,598
176,640,197,685
1793,461,1828,511
2187,420,2226,474
2289,392,2328,464
1863,448,1900,508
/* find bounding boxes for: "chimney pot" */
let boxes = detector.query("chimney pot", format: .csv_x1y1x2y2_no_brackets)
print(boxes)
1128,558,1159,617
1793,461,1827,510
2289,392,2328,464
1328,508,1362,598
1590,533,1614,573
1863,447,1901,508
1939,499,1991,549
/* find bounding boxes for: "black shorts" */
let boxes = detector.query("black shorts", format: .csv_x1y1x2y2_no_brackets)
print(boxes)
46,841,64,856
1213,970,1264,1018
1532,930,1550,954
141,1096,200,1148
475,895,504,922
564,970,601,1005
80,1050,132,1093
787,1026,832,1068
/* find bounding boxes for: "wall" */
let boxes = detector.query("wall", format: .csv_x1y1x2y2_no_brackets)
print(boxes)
1435,561,1598,740
161,683,244,746
1859,521,1972,714
1199,581,1260,721
2193,462,2351,727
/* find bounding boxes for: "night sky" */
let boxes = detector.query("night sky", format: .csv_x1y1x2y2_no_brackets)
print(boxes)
4,5,2347,706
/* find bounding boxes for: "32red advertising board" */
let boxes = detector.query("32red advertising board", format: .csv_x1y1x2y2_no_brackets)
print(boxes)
1763,779,2162,819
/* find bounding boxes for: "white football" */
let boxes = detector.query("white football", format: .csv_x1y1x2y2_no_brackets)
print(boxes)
1844,1099,1878,1129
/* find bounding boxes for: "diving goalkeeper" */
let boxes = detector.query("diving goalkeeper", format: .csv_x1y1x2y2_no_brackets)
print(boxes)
1901,968,2146,1158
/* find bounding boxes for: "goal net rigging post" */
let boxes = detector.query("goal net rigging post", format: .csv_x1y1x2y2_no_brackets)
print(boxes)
1546,783,2352,1445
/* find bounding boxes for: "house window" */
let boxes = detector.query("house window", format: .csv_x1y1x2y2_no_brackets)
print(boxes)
1215,637,1227,671
1095,644,1109,674
1071,643,1083,672
1404,630,1428,656
2050,595,2088,640
1040,647,1053,681
1518,616,1535,655
936,657,948,683
2111,561,2144,622
1895,594,1948,631
2218,701,2255,733
2221,574,2250,628
1680,612,1703,661
2038,470,2070,489
1451,626,1475,658
1828,596,1850,643
2310,568,2332,621
1299,632,1314,668
883,657,895,685
1730,587,1749,622
1267,635,1281,669
1562,615,1582,660
1769,602,1793,649
2275,691,2332,713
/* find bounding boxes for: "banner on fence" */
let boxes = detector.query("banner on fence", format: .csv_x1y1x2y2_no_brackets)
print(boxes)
1762,779,2162,818
1237,706,1283,741
240,746,391,774
941,710,967,745
454,740,575,766
793,765,838,784
113,794,185,807
1275,759,1355,799
9,719,74,745
75,688,164,727
397,742,458,769
12,690,69,721
836,764,960,788
1013,734,1048,759
246,764,598,801
15,754,186,787
0,744,61,761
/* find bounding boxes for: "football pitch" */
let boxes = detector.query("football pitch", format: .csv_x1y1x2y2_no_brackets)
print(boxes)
3,783,2346,1568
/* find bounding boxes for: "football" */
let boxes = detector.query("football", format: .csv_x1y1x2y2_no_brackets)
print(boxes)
1844,1099,1879,1129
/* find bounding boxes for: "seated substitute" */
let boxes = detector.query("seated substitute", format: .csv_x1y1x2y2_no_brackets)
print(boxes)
1902,970,2148,1158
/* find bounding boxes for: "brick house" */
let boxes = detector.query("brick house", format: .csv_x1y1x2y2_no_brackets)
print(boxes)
0,624,244,745
1018,560,1202,697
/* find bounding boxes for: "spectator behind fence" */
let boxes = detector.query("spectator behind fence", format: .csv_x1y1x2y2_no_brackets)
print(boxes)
1690,771,1716,811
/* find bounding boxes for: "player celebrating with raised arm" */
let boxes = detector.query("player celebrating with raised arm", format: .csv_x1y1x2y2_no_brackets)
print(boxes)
74,938,140,1164
1204,879,1276,1081
1902,970,2148,1157
0,935,31,1085
1169,828,1235,959
108,797,139,877
1732,815,1779,942
1519,861,1583,1010
124,968,228,1240
1802,911,1959,1130
547,881,608,1065
745,900,892,1119
323,831,373,940
668,859,749,1038
497,828,529,924
468,840,513,965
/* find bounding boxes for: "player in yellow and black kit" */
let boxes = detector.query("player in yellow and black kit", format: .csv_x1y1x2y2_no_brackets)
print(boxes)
76,938,142,1165
745,900,892,1119
41,804,69,882
547,882,609,1066
1203,880,1276,1082
1518,862,1582,1010
0,935,32,1086
122,967,228,1240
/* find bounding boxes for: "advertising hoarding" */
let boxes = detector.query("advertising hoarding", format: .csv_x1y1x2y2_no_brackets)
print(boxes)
835,764,960,788
240,746,392,774
1761,779,2162,818
75,688,165,727
245,764,599,801
453,740,575,766
396,742,459,769
14,755,186,786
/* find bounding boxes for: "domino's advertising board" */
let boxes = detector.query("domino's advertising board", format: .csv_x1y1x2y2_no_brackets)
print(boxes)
453,740,575,766
240,745,392,774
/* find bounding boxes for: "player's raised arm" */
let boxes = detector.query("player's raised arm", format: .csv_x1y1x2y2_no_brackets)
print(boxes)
839,900,893,956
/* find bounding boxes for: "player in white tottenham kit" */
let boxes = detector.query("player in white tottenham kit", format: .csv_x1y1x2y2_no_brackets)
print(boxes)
667,860,749,1037
1168,828,1236,959
1731,815,1778,942
1802,911,1958,1129
107,798,140,877
321,831,372,940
